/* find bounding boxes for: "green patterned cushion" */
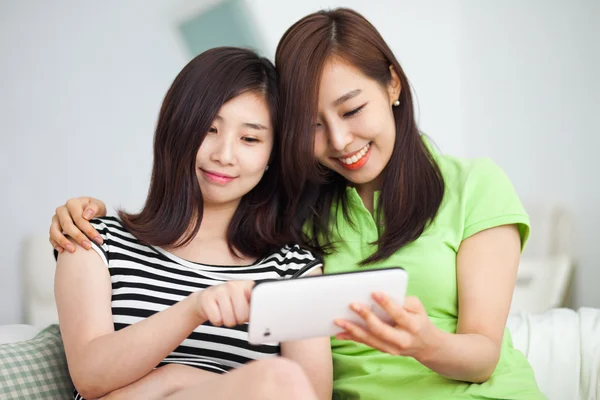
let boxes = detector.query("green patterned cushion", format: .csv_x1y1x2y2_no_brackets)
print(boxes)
0,324,74,399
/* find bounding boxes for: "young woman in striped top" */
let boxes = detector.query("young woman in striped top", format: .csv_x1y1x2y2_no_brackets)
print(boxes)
53,47,332,400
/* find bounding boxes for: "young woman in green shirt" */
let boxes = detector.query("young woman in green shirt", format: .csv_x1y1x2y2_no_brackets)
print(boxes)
49,7,544,400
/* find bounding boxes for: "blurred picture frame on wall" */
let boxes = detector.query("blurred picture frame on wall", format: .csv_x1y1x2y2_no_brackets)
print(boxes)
175,0,266,57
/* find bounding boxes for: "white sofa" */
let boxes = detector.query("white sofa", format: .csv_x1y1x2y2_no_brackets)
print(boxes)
507,308,600,399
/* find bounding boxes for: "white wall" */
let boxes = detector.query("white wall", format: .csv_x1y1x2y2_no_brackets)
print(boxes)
0,0,197,323
459,0,600,307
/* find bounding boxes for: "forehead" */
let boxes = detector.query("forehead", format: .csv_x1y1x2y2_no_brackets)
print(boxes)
318,58,372,99
218,91,271,126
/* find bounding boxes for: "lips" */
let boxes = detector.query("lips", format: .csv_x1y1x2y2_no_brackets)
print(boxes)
335,143,371,171
201,169,237,184
338,143,370,165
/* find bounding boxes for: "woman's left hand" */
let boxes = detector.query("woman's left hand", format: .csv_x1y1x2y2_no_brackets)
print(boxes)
334,294,441,360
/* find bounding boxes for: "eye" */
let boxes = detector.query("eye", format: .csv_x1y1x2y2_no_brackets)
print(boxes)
242,137,260,143
208,127,217,134
343,104,366,118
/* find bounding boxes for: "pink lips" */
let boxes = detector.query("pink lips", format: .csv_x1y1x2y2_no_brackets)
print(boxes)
201,169,237,184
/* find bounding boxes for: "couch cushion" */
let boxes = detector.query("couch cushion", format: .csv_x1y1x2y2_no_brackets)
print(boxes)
0,324,74,399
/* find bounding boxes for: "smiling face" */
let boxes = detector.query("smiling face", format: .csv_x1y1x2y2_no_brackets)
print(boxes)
195,91,273,208
313,58,401,190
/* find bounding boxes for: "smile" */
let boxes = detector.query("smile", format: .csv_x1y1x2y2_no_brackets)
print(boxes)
336,143,371,170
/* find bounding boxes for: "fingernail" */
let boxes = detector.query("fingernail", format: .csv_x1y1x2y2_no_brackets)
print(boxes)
350,303,361,312
373,292,383,301
66,244,75,253
334,319,344,327
82,240,91,250
84,210,94,219
94,236,103,245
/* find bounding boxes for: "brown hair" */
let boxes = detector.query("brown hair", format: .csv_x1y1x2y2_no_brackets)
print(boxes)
119,47,285,258
276,8,445,264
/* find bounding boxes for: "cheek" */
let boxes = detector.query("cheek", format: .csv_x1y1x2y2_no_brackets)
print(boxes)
243,147,271,175
383,115,397,145
313,131,329,159
357,108,390,137
195,143,211,166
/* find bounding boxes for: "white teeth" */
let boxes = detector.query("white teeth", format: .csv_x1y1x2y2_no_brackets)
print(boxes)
339,143,370,165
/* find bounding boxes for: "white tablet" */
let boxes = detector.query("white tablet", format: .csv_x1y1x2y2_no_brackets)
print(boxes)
247,267,408,345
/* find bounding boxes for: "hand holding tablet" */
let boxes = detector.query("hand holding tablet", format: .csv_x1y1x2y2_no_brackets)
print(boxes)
248,267,408,344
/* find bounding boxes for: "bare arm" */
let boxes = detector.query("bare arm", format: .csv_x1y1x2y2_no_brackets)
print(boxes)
334,224,521,384
98,364,218,400
280,268,333,400
55,242,208,399
418,224,521,382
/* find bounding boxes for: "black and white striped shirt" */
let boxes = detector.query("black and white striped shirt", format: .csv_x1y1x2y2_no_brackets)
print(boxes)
71,217,321,400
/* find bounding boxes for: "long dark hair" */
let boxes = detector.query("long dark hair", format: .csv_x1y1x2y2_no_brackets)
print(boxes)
119,47,284,258
276,8,445,264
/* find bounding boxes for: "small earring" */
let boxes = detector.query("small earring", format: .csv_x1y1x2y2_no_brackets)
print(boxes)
265,165,269,171
393,100,400,107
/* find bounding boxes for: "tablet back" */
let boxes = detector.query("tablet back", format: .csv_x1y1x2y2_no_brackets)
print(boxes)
248,267,408,345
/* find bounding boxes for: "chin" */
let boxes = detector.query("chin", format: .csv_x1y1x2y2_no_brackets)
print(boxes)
336,166,382,185
201,192,235,205
344,174,379,186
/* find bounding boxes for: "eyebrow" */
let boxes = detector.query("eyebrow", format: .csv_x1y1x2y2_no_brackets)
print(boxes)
333,89,362,106
243,122,268,130
214,116,268,130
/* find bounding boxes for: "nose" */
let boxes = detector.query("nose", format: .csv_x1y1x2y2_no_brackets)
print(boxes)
210,134,236,165
327,121,353,152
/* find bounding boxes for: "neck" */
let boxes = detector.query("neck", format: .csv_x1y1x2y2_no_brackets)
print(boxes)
353,176,382,214
166,199,240,251
192,199,240,243
164,198,247,264
166,197,254,265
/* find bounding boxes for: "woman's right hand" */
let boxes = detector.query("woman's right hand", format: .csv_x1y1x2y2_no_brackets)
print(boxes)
194,281,256,327
50,196,107,254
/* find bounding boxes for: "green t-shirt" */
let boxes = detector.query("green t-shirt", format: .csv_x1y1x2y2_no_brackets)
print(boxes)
325,144,545,399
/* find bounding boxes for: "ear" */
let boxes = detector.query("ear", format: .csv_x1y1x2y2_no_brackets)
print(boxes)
388,65,402,105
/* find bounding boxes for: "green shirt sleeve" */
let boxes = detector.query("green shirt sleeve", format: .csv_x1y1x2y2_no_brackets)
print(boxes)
462,158,530,251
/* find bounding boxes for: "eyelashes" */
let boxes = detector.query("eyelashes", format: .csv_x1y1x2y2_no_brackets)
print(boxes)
207,128,261,144
314,103,368,128
343,104,366,118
